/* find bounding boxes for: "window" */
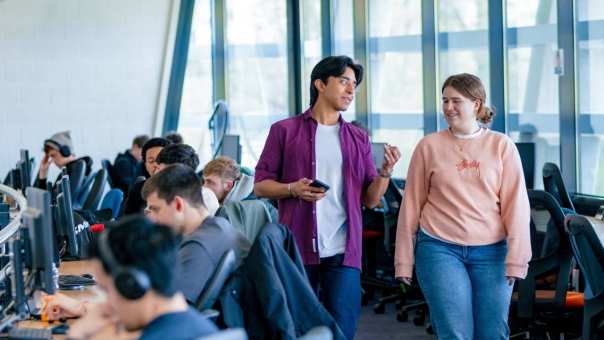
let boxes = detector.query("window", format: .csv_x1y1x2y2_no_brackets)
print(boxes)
506,0,559,190
300,0,322,110
332,0,355,120
178,0,213,166
225,0,289,168
368,0,423,178
577,0,604,194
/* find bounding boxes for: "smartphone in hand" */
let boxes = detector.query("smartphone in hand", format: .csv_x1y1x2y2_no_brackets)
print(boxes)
309,179,330,192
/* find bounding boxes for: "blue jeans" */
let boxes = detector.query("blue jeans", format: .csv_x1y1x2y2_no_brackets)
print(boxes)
306,254,360,340
415,231,513,340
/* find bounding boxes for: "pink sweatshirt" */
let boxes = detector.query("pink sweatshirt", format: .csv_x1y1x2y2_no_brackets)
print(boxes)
394,128,532,279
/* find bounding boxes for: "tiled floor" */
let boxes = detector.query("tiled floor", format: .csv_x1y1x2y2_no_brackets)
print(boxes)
356,299,434,340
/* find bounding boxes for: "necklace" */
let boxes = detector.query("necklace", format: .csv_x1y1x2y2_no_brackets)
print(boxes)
450,127,482,152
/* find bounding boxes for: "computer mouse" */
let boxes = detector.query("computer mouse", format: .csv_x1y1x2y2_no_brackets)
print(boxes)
81,273,94,279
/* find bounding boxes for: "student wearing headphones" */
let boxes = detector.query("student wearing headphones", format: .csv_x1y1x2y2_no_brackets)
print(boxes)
34,131,92,190
45,215,217,339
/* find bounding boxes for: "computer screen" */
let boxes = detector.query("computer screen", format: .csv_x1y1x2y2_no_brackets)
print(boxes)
56,176,79,258
23,187,57,295
371,143,386,170
515,142,535,190
221,134,241,164
17,149,31,193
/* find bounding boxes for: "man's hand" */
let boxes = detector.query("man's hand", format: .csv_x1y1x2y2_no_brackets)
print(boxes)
38,153,52,179
67,302,118,340
291,178,327,202
380,144,401,176
44,293,86,321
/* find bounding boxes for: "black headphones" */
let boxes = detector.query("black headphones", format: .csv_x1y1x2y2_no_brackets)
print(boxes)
98,231,151,300
44,139,71,157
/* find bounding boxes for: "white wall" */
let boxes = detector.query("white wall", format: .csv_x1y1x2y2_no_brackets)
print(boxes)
0,0,176,179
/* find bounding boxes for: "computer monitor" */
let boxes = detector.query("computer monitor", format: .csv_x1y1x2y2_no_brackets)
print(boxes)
371,143,386,170
56,176,79,258
23,187,57,295
18,150,32,191
515,142,535,190
221,134,241,164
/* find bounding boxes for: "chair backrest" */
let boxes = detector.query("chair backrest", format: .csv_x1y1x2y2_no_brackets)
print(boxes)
68,159,86,199
565,215,604,299
101,159,115,188
196,249,237,311
197,328,247,340
517,190,573,318
542,162,575,212
75,172,97,208
100,188,124,220
82,169,108,211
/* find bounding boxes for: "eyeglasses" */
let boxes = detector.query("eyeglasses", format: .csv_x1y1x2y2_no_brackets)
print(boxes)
146,157,158,164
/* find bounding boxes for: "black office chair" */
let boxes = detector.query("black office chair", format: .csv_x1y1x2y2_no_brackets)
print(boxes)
101,159,115,188
543,162,575,212
510,190,582,338
565,215,604,339
196,249,237,314
516,142,536,189
81,169,107,212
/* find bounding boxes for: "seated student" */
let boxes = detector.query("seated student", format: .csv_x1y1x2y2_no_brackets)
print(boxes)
113,134,149,195
45,215,218,340
202,156,254,205
34,131,92,190
122,137,171,215
142,164,251,304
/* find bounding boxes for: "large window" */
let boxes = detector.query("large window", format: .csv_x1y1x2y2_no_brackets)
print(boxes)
225,0,289,168
577,0,604,194
368,0,423,178
332,0,355,121
300,0,322,110
506,0,559,190
438,0,490,129
178,0,213,166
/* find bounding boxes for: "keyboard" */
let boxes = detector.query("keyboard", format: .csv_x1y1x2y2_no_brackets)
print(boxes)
58,274,96,290
8,327,52,340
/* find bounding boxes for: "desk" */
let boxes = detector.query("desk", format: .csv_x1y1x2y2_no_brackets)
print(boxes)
585,216,604,246
15,260,137,340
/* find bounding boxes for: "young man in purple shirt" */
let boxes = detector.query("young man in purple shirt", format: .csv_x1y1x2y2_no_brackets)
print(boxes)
254,56,401,339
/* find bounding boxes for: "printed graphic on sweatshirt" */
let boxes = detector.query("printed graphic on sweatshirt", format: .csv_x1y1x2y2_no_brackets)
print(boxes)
456,159,481,178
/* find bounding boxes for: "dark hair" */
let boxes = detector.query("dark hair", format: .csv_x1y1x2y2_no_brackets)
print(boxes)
88,215,180,297
142,164,205,208
164,131,183,144
442,73,495,124
309,55,363,108
142,138,172,163
156,144,200,171
132,134,150,148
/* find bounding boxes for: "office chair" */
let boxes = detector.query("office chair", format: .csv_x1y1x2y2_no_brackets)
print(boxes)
515,142,536,189
543,162,575,212
99,188,123,220
75,171,97,208
81,169,107,212
101,159,116,188
196,249,237,313
565,215,604,339
510,190,582,338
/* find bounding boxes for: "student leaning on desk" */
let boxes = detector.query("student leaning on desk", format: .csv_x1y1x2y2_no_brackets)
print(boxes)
43,216,218,340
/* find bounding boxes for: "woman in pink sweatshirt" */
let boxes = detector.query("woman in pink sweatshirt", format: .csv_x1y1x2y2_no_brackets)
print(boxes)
394,73,531,339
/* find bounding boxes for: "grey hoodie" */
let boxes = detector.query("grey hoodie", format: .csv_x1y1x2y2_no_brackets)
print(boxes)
223,172,255,204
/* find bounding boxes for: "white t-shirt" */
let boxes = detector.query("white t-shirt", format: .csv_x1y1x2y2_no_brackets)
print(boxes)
315,123,348,258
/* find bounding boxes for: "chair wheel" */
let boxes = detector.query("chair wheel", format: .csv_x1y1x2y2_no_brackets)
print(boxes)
373,303,385,314
413,315,425,326
396,310,408,322
426,324,434,334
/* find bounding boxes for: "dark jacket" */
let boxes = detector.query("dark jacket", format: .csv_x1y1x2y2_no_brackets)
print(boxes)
121,177,146,216
112,149,140,195
219,223,345,340
34,156,93,191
